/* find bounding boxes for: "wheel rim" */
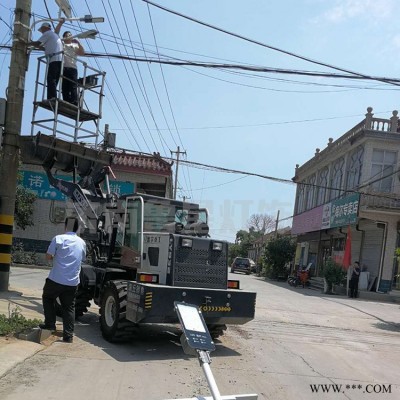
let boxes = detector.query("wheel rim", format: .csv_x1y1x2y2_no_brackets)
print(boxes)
104,295,117,327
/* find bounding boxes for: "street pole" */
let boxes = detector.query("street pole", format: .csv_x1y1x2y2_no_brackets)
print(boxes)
274,209,280,237
171,146,186,200
0,0,32,291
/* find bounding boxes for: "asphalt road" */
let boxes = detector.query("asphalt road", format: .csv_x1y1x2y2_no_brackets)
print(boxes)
1,268,400,399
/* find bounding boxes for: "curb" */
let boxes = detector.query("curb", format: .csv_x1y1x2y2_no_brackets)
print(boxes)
11,263,50,271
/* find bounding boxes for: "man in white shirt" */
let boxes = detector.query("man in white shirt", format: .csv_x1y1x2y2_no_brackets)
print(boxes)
55,19,85,105
30,21,64,99
41,217,86,343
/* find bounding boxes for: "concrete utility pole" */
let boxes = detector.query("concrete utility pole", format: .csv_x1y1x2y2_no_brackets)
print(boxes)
0,0,32,291
171,146,186,200
274,209,280,237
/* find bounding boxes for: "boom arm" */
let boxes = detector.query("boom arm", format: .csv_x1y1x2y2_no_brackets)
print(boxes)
44,167,99,221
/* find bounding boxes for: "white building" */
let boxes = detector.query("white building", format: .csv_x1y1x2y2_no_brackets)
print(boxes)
292,107,400,293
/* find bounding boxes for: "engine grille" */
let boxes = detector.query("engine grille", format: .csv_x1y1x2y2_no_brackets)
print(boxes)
171,238,228,289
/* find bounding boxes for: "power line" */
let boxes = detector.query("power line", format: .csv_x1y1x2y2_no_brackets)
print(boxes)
118,0,170,153
131,2,179,151
69,3,141,150
111,111,392,132
146,4,193,200
101,0,160,152
142,0,400,88
84,0,152,153
81,52,400,85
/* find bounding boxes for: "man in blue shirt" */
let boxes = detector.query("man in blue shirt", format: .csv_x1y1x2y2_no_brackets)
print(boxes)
41,217,86,343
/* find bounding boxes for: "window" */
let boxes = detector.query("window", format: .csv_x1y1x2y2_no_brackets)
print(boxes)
296,183,306,214
330,158,344,200
316,167,328,206
346,146,364,190
370,149,397,192
305,174,316,210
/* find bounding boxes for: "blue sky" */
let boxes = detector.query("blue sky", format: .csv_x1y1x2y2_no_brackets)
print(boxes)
1,0,400,242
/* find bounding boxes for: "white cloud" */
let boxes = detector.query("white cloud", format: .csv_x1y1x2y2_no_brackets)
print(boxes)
321,0,395,23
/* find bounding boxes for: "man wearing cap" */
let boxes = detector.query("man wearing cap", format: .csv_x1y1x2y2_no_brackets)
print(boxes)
55,19,85,105
30,20,64,99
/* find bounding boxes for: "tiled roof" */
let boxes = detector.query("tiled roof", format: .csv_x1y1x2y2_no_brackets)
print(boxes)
111,153,172,176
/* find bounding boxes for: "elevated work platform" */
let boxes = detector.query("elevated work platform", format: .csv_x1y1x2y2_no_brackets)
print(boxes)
34,98,99,122
31,53,105,145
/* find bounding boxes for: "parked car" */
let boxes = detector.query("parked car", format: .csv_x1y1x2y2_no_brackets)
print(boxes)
249,259,257,273
231,257,251,275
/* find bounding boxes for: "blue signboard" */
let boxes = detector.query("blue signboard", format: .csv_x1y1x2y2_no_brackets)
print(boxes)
106,181,134,196
20,170,134,201
20,171,72,201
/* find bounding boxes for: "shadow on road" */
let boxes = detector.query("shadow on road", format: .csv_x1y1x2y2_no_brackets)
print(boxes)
73,310,241,362
373,321,400,332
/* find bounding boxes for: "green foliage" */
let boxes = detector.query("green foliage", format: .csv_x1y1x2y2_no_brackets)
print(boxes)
11,240,38,265
14,185,37,230
228,230,257,264
322,259,346,293
0,305,42,336
263,235,296,279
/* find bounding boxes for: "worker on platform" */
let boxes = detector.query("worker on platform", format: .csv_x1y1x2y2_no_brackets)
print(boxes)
55,19,85,106
30,21,64,100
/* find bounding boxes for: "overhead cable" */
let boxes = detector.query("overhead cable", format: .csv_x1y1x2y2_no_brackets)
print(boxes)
142,0,400,87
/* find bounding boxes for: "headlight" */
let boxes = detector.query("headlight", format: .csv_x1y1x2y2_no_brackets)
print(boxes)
212,242,223,251
181,238,193,248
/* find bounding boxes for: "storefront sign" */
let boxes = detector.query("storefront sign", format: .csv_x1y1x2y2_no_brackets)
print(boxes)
292,193,360,234
321,203,331,229
21,171,134,201
292,205,324,235
329,193,360,228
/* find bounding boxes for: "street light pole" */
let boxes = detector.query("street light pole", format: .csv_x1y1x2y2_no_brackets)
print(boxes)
171,146,186,200
0,0,32,291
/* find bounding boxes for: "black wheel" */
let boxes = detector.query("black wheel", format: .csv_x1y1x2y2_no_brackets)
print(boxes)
99,280,138,342
207,324,227,339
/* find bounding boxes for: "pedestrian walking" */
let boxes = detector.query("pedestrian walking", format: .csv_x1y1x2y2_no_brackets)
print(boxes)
30,21,64,100
55,19,85,105
348,261,360,298
40,217,86,343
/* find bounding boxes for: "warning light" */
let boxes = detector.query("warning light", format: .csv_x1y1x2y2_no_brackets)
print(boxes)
137,273,159,284
227,280,240,289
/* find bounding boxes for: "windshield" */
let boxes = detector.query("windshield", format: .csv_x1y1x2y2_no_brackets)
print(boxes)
142,197,203,232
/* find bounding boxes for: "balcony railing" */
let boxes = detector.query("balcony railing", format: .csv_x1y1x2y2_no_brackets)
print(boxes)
360,191,400,210
295,108,399,176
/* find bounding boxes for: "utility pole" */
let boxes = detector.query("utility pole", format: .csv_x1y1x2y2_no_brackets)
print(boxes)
274,209,280,237
171,146,186,200
0,0,32,291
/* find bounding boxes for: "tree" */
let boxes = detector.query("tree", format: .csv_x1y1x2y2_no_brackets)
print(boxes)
229,230,254,264
1,156,37,230
322,259,346,294
247,213,275,234
14,185,36,230
263,235,296,279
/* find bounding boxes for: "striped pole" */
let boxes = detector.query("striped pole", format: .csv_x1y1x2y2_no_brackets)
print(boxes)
0,215,13,290
0,0,32,291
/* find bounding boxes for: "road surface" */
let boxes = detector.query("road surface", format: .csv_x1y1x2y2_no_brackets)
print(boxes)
0,267,399,399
